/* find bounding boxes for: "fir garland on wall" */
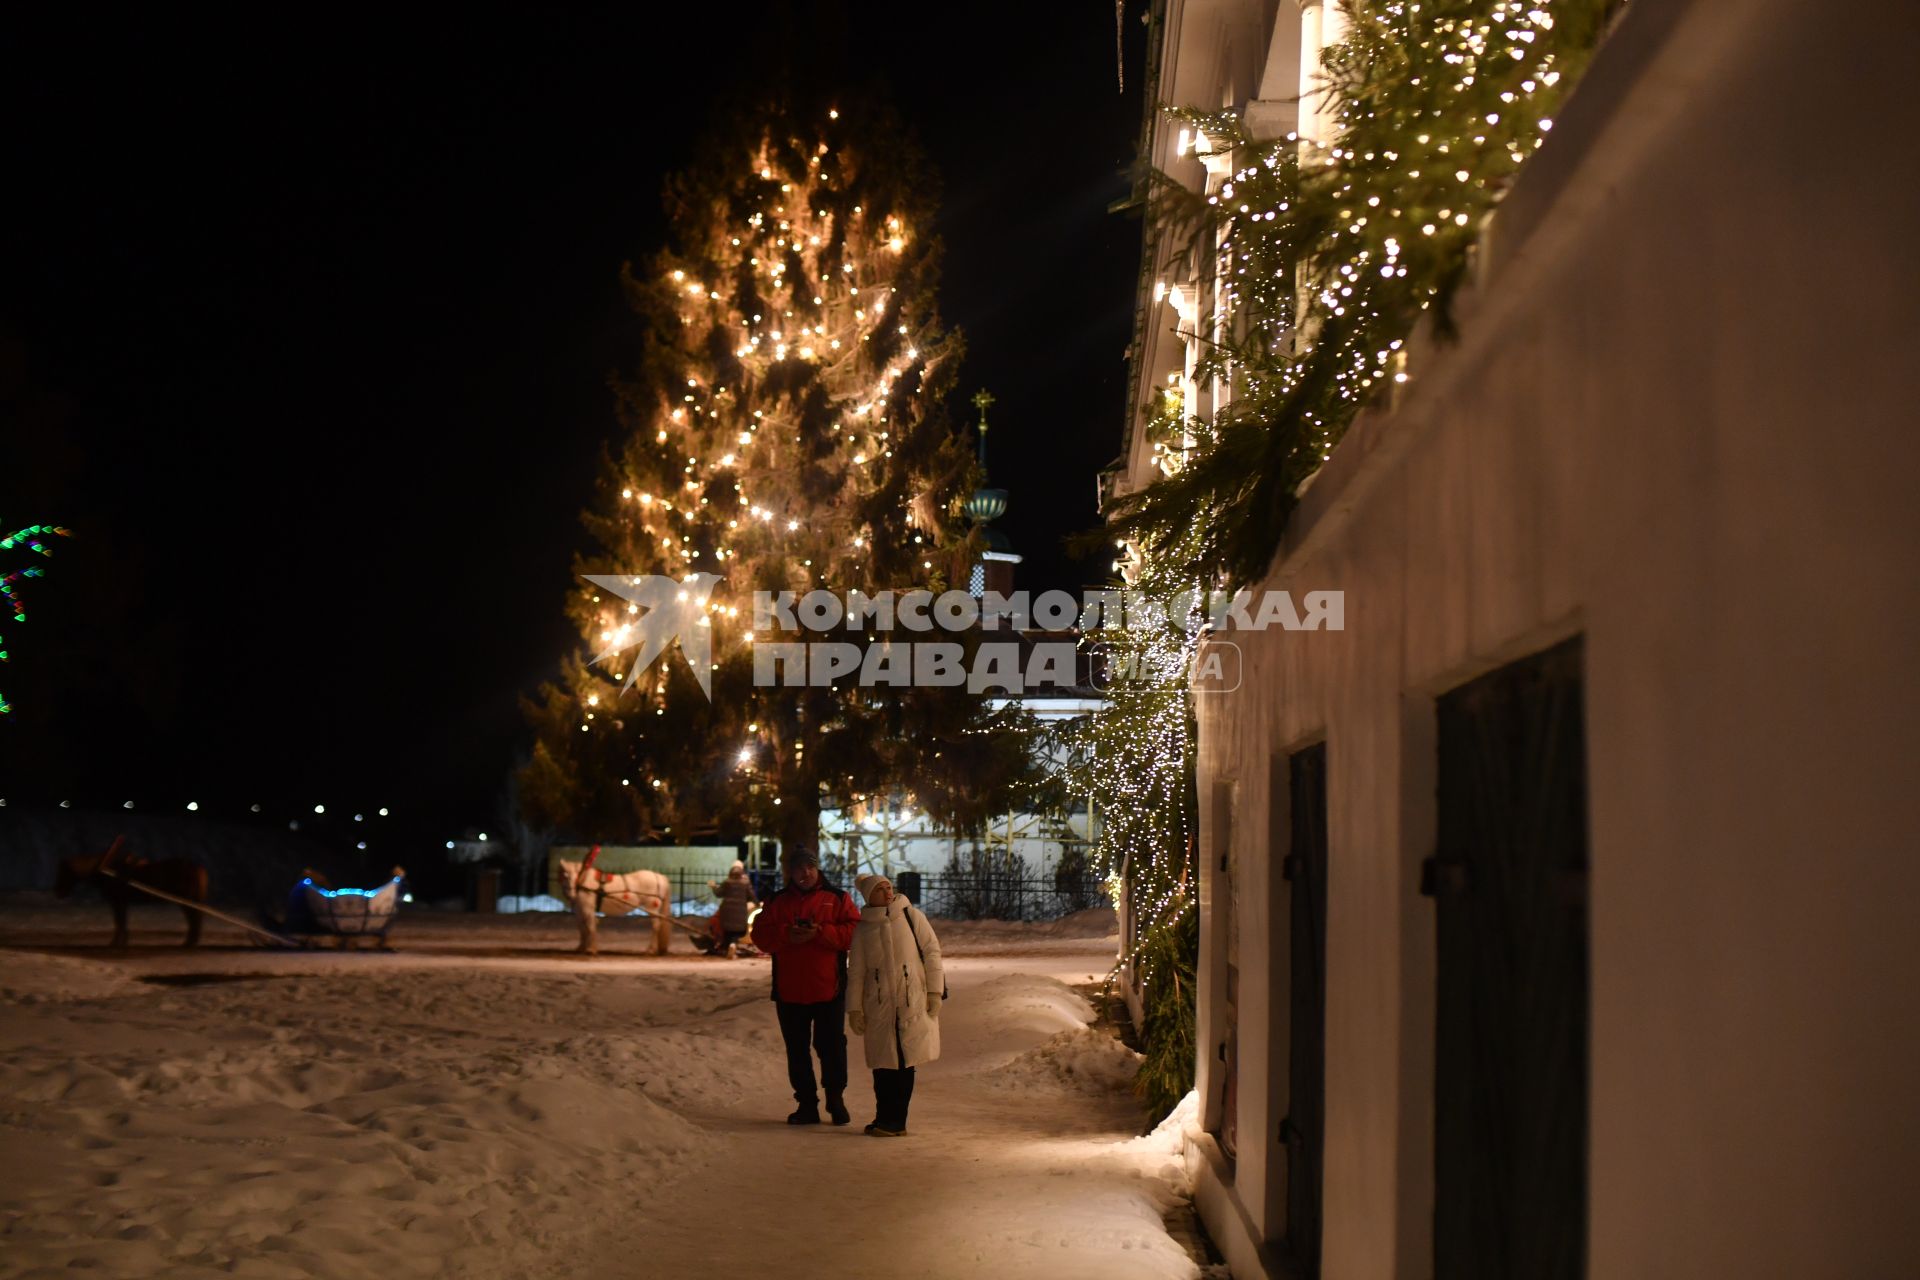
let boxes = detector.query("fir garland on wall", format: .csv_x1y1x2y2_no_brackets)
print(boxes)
1108,0,1613,588
1072,0,1615,1122
1051,612,1201,1122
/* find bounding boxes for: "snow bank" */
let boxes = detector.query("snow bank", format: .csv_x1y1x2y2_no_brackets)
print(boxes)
0,915,1200,1279
991,1024,1144,1095
929,905,1119,949
495,891,568,913
0,951,719,1279
0,950,137,1003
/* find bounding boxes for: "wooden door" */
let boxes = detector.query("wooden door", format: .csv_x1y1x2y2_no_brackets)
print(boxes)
1282,742,1327,1278
1429,637,1589,1280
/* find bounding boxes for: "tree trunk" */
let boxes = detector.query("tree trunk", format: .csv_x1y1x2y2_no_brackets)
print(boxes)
779,793,821,857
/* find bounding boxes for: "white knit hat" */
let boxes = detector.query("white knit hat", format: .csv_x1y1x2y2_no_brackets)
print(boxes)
854,874,893,904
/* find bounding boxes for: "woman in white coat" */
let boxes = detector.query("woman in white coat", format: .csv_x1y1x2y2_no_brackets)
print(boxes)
848,874,943,1136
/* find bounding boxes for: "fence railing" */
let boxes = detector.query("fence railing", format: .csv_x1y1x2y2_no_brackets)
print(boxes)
882,869,1110,922
518,863,1111,924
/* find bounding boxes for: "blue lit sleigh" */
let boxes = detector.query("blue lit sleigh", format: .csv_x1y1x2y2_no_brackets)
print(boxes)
287,871,406,946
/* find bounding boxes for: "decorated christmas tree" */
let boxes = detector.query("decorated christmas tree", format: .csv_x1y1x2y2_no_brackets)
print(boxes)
1,521,72,716
523,97,1044,853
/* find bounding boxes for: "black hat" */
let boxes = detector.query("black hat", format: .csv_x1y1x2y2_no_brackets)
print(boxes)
783,845,819,869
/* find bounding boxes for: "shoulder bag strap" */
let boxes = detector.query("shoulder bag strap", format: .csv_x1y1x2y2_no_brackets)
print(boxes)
905,903,948,999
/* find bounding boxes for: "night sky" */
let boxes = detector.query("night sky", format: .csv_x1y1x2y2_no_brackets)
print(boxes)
2,6,1148,841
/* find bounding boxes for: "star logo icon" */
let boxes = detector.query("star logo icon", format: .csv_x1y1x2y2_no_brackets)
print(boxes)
584,573,723,699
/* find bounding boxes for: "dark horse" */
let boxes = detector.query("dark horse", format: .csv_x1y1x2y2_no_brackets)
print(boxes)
54,837,209,948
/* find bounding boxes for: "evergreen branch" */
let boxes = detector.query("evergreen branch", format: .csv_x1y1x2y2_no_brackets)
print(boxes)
1111,0,1612,590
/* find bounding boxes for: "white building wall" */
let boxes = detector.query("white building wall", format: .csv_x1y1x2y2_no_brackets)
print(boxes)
1160,0,1920,1276
815,810,1096,880
819,695,1103,881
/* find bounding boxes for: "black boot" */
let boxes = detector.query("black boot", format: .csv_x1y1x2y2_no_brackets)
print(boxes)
787,1100,821,1125
825,1094,850,1126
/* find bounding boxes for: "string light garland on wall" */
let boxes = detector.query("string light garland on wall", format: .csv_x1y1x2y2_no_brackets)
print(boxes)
1109,0,1611,589
1068,0,1611,1119
1051,594,1201,1120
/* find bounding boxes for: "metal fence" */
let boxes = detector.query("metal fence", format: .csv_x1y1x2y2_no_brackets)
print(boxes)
548,865,1111,924
855,868,1110,922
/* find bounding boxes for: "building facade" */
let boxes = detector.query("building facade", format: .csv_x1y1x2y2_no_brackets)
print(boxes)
1116,1,1920,1276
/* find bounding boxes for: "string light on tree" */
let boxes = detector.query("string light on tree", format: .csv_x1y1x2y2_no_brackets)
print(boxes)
520,97,1044,855
0,522,73,715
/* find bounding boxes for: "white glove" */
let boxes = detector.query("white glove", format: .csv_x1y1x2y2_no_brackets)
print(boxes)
848,1009,866,1035
926,993,940,1018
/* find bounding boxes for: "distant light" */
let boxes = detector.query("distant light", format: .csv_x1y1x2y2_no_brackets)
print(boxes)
124,801,135,810
354,813,364,823
478,832,488,842
289,820,300,830
378,807,389,817
59,800,70,809
402,893,415,904
445,841,455,850
187,802,199,812
314,804,325,815
250,803,261,813
356,841,367,850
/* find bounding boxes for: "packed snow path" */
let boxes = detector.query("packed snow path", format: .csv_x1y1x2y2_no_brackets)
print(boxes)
0,907,1201,1279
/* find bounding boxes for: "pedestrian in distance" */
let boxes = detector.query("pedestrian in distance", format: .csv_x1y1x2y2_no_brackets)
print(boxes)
706,860,758,958
848,874,943,1137
749,846,861,1125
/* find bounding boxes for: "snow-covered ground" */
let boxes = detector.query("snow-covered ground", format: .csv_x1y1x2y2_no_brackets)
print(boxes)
0,902,1209,1279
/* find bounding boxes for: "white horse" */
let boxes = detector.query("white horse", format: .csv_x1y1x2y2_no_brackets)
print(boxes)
556,859,673,956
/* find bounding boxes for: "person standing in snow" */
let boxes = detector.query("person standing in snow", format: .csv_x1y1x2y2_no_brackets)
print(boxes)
707,860,757,957
847,874,943,1137
750,846,861,1125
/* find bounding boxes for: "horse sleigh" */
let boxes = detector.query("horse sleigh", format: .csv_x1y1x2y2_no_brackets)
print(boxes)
280,869,407,949
59,836,748,958
55,837,403,950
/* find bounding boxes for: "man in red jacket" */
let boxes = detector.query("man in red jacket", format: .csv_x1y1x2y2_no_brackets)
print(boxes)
749,846,861,1125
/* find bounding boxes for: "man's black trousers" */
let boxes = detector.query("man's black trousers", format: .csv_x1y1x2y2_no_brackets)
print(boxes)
776,993,848,1104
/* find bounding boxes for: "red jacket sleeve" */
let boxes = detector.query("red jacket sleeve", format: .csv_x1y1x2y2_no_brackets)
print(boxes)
815,891,859,952
750,893,790,952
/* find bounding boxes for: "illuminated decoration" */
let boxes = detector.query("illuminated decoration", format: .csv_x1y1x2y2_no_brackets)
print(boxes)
0,522,73,715
300,874,404,938
1051,587,1200,1118
1107,0,1611,588
1080,0,1607,1119
520,99,1044,851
